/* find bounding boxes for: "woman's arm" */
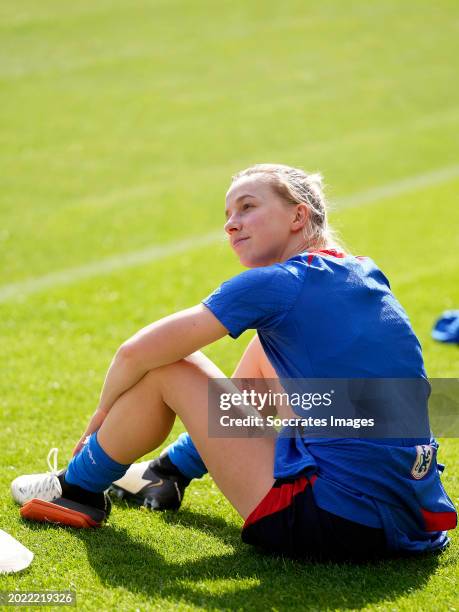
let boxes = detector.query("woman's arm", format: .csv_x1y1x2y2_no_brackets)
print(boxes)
99,304,227,412
72,304,228,455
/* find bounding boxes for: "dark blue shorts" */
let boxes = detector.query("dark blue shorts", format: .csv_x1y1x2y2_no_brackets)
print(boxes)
241,475,387,562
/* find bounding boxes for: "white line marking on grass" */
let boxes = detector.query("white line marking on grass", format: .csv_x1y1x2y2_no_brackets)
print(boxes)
0,232,224,303
335,164,459,209
1,164,458,303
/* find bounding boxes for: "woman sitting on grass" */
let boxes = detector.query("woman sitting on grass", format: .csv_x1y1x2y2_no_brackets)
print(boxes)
13,164,457,561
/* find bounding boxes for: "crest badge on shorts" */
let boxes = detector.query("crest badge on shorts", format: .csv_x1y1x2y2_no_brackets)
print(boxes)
411,445,434,480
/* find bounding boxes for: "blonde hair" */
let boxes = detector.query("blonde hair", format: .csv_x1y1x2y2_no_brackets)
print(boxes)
231,163,341,250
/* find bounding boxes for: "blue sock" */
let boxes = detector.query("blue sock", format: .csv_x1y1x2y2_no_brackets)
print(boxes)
65,432,130,493
166,432,207,480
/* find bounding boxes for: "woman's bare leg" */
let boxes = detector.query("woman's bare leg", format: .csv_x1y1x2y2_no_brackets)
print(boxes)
97,351,275,519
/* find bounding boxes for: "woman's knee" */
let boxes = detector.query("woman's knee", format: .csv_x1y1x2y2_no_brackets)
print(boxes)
144,351,220,389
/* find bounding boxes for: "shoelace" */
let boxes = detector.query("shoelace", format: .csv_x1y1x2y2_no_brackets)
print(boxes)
20,448,62,500
47,447,59,473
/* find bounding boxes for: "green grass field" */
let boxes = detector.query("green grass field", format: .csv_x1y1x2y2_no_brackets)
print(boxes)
1,1,459,610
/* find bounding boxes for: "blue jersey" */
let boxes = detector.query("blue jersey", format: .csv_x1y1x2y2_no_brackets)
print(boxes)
203,249,457,553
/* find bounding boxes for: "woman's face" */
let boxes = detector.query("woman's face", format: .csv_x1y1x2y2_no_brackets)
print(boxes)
225,175,299,268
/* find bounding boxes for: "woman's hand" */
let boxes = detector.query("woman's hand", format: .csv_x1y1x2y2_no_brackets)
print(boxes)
72,408,110,456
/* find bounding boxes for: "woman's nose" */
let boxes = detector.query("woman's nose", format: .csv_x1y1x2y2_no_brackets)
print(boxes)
224,215,241,234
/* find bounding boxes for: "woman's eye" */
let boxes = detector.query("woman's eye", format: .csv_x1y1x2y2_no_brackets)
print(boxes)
242,203,253,211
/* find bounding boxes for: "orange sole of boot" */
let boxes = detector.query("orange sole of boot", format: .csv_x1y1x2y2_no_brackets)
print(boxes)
20,499,101,528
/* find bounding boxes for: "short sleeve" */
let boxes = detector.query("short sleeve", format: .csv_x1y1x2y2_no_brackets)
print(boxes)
202,264,302,339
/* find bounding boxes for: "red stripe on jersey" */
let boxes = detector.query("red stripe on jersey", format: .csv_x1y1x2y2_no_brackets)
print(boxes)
309,248,347,258
307,249,347,265
306,249,367,265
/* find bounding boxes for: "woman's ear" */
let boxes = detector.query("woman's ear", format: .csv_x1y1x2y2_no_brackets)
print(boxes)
292,203,309,231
